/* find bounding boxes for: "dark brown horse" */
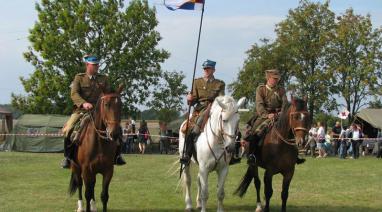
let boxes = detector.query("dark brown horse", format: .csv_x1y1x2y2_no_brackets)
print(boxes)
68,86,123,212
235,97,310,212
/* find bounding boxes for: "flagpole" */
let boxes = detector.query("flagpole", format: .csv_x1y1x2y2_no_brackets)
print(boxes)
180,1,206,178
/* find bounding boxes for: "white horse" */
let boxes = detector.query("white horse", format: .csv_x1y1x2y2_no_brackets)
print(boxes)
179,96,246,212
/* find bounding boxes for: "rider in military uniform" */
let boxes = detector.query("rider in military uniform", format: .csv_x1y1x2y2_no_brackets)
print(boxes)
243,69,288,164
180,59,225,165
61,55,126,168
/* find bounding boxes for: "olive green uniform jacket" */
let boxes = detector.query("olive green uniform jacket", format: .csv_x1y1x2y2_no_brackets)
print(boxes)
249,84,288,134
63,73,111,136
190,77,225,112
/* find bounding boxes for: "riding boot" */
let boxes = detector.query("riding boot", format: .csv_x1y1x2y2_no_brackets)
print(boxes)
247,134,261,166
115,139,126,166
180,132,196,165
61,136,72,169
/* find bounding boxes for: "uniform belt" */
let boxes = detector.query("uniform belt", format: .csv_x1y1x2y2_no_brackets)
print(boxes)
266,108,281,113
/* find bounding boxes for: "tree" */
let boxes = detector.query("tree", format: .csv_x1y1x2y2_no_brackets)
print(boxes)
12,0,169,114
327,9,382,120
229,39,294,105
275,0,336,119
368,97,382,109
148,71,187,123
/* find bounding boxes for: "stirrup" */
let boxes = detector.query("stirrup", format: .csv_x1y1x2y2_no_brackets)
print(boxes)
115,155,126,165
180,155,191,165
247,154,256,165
61,158,71,169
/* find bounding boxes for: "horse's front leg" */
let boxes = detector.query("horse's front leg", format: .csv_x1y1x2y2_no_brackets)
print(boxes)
253,166,262,212
101,169,114,212
83,172,97,212
263,170,273,212
198,167,209,212
281,169,295,212
77,175,85,212
183,164,193,212
216,165,228,212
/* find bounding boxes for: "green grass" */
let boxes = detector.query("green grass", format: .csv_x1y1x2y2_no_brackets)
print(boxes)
0,152,381,212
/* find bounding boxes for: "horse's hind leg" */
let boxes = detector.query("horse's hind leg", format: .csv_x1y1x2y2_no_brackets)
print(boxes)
281,169,295,212
216,166,228,212
263,170,273,212
183,165,193,211
101,170,114,212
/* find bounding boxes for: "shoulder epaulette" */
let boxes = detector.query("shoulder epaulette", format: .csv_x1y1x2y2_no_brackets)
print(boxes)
76,73,86,76
215,79,224,83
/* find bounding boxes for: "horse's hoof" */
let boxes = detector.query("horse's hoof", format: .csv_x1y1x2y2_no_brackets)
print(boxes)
255,207,263,212
90,199,97,212
185,208,192,212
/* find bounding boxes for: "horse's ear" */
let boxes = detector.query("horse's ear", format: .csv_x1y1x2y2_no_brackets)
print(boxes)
116,83,125,94
237,97,246,108
303,95,307,102
216,98,227,110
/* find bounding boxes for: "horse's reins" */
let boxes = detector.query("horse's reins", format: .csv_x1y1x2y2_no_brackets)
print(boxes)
206,109,237,170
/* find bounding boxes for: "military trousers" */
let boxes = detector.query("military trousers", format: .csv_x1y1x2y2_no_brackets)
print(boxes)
62,112,83,137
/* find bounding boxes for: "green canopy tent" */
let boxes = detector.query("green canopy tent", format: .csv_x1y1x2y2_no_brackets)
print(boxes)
4,114,68,152
354,109,382,138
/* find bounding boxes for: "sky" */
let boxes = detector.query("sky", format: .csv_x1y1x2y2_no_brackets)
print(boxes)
0,0,381,105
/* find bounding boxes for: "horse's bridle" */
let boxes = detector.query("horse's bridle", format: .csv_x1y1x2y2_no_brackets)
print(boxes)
89,93,121,141
273,110,309,146
209,109,237,143
289,111,309,135
204,109,238,170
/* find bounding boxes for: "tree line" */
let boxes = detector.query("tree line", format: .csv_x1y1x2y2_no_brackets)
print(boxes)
11,0,382,124
229,0,382,121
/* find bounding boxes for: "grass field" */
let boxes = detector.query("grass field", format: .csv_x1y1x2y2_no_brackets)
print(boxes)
0,152,381,212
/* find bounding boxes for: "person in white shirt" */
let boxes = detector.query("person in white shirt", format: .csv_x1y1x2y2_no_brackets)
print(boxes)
348,123,363,159
305,123,317,157
316,122,327,158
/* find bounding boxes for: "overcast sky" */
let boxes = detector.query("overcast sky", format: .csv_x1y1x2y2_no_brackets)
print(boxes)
0,0,381,104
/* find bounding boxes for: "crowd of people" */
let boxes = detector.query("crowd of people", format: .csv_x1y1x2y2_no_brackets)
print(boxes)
305,121,382,159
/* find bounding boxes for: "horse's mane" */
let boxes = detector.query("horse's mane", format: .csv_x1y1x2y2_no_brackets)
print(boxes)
275,102,291,129
275,98,306,129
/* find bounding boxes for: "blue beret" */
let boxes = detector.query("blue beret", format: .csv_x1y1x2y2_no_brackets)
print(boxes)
84,55,100,64
202,59,216,69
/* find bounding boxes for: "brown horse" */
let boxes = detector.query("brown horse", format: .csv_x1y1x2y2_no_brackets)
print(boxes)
235,97,310,212
68,86,123,212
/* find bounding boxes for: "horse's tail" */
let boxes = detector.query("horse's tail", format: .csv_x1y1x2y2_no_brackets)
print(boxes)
68,172,79,196
234,165,255,198
296,157,306,164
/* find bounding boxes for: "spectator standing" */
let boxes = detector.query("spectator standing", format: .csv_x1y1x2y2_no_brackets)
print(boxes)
338,126,348,159
306,123,317,157
159,122,170,154
348,123,363,159
138,120,149,154
331,121,342,155
122,121,130,153
316,122,327,158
